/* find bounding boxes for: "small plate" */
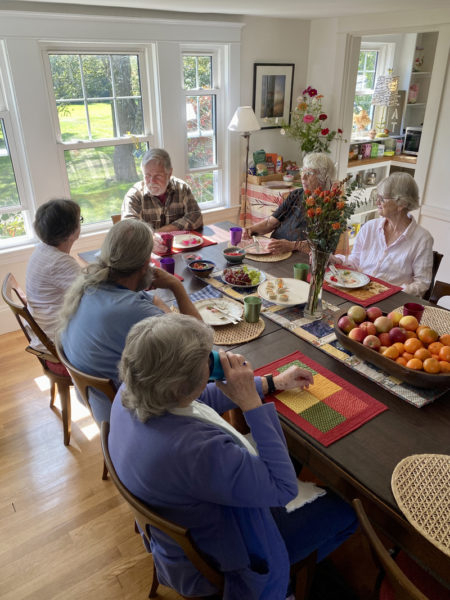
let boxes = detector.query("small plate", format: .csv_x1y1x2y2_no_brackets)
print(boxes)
258,278,310,306
196,299,243,326
221,266,265,288
172,233,203,250
324,269,370,289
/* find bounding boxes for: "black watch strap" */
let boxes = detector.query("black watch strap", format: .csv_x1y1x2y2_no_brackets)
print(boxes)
265,373,276,395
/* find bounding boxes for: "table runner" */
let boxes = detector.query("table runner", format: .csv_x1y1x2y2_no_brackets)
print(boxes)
319,267,402,307
152,230,217,257
254,351,388,447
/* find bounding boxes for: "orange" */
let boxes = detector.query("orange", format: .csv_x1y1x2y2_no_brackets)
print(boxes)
404,338,423,354
423,357,441,374
416,325,429,336
382,346,399,360
439,361,450,373
393,342,405,355
438,346,450,362
396,357,408,366
406,358,423,370
439,333,450,346
402,352,414,361
399,315,419,331
417,328,439,345
404,331,418,339
431,354,440,361
414,348,431,361
428,342,444,355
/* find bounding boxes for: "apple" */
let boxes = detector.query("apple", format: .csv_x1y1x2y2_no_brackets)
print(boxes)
338,315,356,333
374,316,393,333
388,311,403,327
379,345,389,354
347,305,367,324
363,335,381,350
389,327,407,344
378,332,391,346
399,315,419,331
366,306,383,321
348,327,367,343
360,321,377,336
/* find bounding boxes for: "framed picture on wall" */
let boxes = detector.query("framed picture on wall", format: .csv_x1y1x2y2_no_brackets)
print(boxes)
252,63,295,129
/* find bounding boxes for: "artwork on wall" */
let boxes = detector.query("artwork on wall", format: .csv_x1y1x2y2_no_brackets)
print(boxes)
252,63,295,129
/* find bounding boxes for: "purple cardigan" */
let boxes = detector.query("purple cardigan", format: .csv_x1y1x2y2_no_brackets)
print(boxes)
109,380,298,600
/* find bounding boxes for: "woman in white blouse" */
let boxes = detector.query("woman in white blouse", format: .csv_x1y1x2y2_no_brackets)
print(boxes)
333,172,433,297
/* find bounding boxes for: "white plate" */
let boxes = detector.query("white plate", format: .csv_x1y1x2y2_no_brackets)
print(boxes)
264,181,294,190
221,266,266,288
324,269,370,289
172,233,203,250
258,278,310,306
196,299,243,326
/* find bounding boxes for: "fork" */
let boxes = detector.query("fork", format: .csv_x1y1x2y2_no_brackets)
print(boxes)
328,264,343,285
207,303,241,324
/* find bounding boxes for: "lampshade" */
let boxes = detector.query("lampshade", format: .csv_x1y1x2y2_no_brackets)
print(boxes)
371,75,399,107
228,106,261,133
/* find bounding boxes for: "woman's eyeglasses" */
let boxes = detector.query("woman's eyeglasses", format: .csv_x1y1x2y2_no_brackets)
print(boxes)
376,195,391,205
300,168,318,177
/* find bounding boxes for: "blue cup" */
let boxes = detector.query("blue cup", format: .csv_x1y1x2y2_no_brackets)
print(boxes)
208,350,225,381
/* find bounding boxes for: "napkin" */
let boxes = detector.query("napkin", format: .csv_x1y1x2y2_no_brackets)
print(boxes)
285,479,327,513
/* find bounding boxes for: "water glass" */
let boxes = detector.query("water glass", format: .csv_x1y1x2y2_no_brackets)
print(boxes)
159,257,175,274
230,226,243,246
160,233,174,253
403,302,424,323
293,263,309,281
244,296,262,323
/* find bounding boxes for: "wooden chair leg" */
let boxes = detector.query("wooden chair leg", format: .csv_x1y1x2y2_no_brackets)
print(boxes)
291,549,317,600
58,383,71,446
49,381,56,407
148,559,159,598
102,459,108,481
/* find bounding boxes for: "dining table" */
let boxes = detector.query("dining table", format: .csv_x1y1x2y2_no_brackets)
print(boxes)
78,220,450,587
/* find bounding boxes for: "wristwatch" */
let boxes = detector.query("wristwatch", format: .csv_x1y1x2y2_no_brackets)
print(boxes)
264,373,276,395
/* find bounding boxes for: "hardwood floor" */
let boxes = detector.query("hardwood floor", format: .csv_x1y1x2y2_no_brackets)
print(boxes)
0,331,181,600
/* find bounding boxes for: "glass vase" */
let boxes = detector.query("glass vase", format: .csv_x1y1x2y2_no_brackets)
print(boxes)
304,246,330,320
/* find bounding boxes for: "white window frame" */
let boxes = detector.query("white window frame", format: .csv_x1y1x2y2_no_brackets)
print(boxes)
181,46,224,210
42,44,155,229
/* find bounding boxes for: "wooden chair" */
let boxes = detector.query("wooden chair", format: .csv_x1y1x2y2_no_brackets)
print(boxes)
352,498,450,600
56,340,117,480
2,272,73,445
428,280,450,305
423,251,443,300
101,420,317,600
111,214,121,224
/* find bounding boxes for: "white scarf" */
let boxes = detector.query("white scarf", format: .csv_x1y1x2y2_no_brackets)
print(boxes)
170,401,326,512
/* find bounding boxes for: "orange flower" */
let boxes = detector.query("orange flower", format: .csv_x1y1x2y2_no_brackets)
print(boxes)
313,187,322,195
315,208,322,216
316,94,324,99
297,102,308,110
323,195,331,203
306,197,315,206
319,191,326,198
304,189,311,196
306,208,315,218
332,222,341,230
336,201,345,210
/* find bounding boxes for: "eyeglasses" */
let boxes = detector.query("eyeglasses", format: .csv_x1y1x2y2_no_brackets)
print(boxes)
376,196,391,205
80,216,84,223
300,168,318,177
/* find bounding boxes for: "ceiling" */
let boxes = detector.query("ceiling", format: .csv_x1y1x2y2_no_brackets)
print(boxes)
10,0,450,19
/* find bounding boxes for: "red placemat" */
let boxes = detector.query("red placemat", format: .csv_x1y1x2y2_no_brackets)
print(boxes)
152,231,217,257
151,259,184,281
255,351,388,446
320,267,402,307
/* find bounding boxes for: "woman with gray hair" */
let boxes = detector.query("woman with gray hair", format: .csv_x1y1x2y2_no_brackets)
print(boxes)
121,147,203,232
59,219,200,423
245,153,336,254
108,312,357,600
333,172,433,297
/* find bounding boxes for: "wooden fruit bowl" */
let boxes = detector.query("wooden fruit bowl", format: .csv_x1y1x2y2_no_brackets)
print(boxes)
333,308,450,389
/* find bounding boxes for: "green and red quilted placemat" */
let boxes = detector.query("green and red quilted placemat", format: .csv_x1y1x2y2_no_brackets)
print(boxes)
255,351,388,447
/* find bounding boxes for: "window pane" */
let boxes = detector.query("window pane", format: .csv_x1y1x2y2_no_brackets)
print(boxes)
186,95,216,168
183,56,196,89
49,54,83,100
365,52,377,71
116,98,144,137
184,171,215,204
198,56,212,89
183,55,212,90
64,142,146,224
111,55,141,96
0,120,20,208
82,55,112,98
88,100,114,139
57,101,89,142
0,211,25,239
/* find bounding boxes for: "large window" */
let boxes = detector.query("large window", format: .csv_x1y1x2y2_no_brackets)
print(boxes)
0,115,26,241
183,53,220,207
48,52,149,224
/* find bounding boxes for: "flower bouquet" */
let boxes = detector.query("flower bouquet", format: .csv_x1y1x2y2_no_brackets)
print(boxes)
281,86,345,154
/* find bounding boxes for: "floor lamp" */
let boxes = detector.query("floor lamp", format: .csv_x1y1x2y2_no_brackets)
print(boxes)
228,106,260,227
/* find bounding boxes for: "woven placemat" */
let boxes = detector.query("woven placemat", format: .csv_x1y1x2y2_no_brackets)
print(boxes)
391,454,450,557
395,305,450,333
246,251,292,262
212,318,265,345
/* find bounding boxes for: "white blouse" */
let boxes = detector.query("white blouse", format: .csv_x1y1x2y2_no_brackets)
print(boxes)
335,216,434,297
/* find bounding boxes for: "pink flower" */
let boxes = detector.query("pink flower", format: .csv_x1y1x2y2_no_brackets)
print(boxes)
303,114,315,123
302,86,318,97
321,128,329,135
319,113,327,121
338,128,343,134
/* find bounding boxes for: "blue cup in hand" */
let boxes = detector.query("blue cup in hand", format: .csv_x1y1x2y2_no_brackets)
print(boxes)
208,350,225,381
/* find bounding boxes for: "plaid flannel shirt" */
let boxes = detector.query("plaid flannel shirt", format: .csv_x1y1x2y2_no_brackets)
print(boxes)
121,176,203,231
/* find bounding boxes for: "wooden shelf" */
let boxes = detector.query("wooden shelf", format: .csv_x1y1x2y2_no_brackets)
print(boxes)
348,155,417,169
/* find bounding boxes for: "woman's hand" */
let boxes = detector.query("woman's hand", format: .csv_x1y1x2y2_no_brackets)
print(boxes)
243,227,254,240
267,238,294,254
215,351,262,412
273,366,313,391
328,254,343,266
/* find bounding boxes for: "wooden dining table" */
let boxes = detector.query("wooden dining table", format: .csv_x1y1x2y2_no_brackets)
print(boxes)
79,221,450,587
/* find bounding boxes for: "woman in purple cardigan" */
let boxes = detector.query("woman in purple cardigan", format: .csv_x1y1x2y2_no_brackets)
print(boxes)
108,313,357,600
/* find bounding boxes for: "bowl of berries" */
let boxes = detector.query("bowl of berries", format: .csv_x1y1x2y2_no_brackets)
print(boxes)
223,246,246,264
187,260,216,278
222,265,265,288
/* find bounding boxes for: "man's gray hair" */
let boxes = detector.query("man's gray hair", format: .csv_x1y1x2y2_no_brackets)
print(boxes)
59,219,154,331
141,148,172,172
303,153,336,189
120,313,214,422
377,172,419,212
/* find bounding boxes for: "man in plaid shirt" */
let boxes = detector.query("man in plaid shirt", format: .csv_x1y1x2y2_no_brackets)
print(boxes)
122,148,203,232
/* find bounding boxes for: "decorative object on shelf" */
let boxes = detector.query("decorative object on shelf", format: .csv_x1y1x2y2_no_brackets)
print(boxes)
353,109,372,133
413,46,424,72
228,106,261,227
371,74,400,135
302,176,364,320
408,83,419,104
365,171,377,186
280,85,345,154
252,63,295,129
